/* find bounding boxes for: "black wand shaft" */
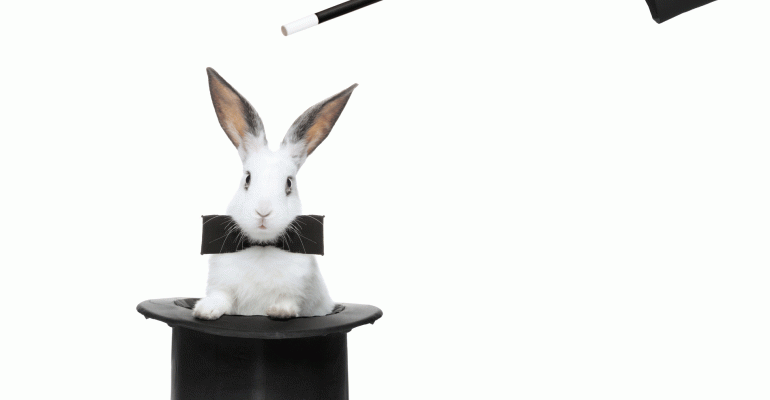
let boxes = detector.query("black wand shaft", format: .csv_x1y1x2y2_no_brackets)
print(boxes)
316,0,383,23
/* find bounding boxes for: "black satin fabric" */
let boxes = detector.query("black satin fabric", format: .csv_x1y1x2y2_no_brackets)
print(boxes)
201,215,324,255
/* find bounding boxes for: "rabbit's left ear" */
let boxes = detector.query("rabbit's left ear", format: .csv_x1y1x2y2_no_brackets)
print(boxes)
281,84,358,167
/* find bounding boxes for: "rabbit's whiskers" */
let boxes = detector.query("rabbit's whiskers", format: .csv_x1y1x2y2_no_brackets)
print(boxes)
218,220,241,253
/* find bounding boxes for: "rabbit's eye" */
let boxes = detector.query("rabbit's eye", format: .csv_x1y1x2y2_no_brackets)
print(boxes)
244,172,251,190
285,177,293,196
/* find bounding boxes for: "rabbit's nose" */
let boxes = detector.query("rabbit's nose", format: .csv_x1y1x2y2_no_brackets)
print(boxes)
256,209,272,218
256,200,272,217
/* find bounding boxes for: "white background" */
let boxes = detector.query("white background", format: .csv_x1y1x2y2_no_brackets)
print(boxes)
1,1,769,399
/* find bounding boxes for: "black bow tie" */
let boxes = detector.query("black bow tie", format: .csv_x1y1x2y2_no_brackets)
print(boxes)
201,215,325,255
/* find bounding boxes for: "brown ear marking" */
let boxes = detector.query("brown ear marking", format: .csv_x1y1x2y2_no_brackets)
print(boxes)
287,83,358,156
206,67,265,148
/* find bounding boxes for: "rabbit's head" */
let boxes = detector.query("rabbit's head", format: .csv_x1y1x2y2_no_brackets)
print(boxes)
207,68,356,243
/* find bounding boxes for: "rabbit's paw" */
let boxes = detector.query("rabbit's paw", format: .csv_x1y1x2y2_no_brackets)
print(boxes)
266,303,300,319
193,297,229,320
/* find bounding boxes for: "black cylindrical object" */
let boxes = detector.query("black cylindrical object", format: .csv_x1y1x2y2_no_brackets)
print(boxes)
645,0,718,23
137,298,382,400
316,0,382,24
171,328,348,400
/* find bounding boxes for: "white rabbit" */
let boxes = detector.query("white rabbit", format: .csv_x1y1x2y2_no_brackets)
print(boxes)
193,68,356,320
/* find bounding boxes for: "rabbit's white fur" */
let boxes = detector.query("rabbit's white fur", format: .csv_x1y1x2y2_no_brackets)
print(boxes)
193,68,355,320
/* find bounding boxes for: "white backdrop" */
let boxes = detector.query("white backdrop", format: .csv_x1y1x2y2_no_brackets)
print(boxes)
2,1,769,399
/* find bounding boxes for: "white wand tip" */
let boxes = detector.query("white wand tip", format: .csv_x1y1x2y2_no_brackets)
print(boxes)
281,14,319,36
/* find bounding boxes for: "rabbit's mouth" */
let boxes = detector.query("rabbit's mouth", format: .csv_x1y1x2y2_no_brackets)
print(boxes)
257,216,268,229
245,219,289,242
229,213,295,244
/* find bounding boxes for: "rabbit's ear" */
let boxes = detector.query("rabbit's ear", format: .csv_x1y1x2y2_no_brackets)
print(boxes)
207,68,266,155
281,84,357,167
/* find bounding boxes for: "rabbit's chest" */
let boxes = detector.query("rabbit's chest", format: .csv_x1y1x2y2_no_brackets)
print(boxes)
209,247,312,291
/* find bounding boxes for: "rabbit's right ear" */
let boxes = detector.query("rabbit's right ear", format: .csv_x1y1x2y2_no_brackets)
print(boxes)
207,68,266,157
